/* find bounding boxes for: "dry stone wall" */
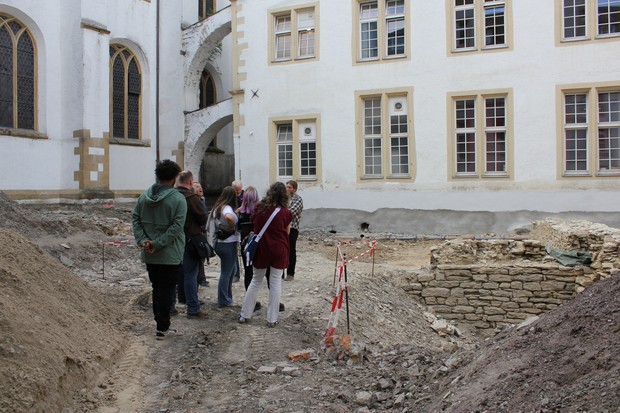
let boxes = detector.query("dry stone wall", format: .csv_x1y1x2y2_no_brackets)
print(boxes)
405,220,620,335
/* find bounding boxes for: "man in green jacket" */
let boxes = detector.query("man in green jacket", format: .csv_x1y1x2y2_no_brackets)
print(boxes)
133,160,187,339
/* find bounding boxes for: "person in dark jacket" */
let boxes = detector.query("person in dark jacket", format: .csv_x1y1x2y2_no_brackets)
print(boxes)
238,182,292,327
132,160,186,339
176,170,208,318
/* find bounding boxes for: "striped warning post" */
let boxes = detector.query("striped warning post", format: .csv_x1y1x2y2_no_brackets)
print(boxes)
322,240,377,341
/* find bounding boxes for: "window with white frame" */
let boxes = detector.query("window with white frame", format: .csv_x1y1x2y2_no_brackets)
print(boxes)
277,124,293,178
299,122,317,178
297,10,315,58
451,93,511,178
563,88,620,175
360,94,411,179
275,15,292,60
272,7,316,63
274,119,318,181
562,0,587,39
451,0,510,52
598,0,620,35
357,0,407,62
560,0,620,42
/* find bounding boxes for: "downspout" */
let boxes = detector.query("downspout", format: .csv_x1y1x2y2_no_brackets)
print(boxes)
155,0,161,162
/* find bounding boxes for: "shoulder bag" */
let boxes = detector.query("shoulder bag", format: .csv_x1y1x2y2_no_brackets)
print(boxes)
243,207,281,266
188,233,216,261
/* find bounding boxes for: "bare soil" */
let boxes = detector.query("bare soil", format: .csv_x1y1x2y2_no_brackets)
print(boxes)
0,197,618,413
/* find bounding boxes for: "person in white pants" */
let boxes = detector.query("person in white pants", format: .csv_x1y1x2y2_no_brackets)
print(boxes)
238,182,293,327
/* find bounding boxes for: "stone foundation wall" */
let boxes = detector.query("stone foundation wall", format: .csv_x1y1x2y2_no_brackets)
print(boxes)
531,219,620,282
406,220,620,334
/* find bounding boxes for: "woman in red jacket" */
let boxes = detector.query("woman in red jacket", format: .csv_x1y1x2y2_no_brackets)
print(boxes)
238,182,292,327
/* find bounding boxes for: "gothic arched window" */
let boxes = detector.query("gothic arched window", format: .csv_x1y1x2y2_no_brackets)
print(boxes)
199,69,216,109
0,14,36,130
109,44,141,140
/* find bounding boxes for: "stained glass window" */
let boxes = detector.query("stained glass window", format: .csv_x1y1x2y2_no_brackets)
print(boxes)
0,14,36,130
110,45,141,139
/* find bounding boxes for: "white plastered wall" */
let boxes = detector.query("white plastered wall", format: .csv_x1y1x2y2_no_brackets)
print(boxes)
235,0,620,214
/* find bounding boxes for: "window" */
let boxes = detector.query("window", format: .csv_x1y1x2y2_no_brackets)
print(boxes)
297,10,315,58
271,6,317,63
271,117,320,182
357,92,412,180
0,14,36,130
562,0,587,38
200,69,217,147
559,0,620,42
356,0,407,62
599,0,620,35
561,87,620,176
277,124,294,178
199,69,216,109
199,0,216,20
449,91,513,179
110,45,141,140
449,0,512,53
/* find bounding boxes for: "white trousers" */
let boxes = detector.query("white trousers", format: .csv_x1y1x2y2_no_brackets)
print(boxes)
240,266,283,324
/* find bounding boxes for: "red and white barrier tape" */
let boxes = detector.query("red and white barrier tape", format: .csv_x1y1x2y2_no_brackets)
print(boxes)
335,240,376,266
323,240,378,340
100,240,136,247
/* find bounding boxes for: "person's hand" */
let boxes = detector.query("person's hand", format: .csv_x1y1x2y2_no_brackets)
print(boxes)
142,240,155,254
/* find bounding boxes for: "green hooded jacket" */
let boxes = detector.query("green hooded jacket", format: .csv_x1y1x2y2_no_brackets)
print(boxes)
132,183,187,265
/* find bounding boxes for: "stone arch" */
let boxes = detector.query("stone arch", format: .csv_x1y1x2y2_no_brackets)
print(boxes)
182,6,231,111
184,98,233,175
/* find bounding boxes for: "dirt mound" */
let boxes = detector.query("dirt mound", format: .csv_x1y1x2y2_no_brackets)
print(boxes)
0,228,127,413
430,272,620,412
1,197,619,412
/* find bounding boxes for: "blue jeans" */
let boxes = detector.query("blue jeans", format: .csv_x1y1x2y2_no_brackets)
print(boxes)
215,241,238,307
182,247,201,314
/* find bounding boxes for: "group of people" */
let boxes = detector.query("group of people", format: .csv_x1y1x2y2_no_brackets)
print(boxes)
132,159,303,339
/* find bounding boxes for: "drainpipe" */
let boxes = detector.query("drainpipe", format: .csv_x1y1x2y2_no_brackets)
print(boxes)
155,0,161,162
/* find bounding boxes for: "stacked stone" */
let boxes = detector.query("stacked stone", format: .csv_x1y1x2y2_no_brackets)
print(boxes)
410,222,620,334
415,263,582,333
531,219,620,284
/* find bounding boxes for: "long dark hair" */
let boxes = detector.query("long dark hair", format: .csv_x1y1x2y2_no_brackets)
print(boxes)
255,182,289,215
210,186,237,218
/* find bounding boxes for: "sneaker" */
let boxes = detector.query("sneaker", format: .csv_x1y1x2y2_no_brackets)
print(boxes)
284,275,294,281
254,302,262,312
199,280,209,287
187,310,208,319
266,321,277,328
238,316,247,324
279,303,285,312
233,276,240,283
169,309,179,316
156,328,179,339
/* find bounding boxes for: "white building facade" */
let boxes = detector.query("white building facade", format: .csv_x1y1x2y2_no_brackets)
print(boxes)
0,0,233,201
231,0,620,232
1,0,619,233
